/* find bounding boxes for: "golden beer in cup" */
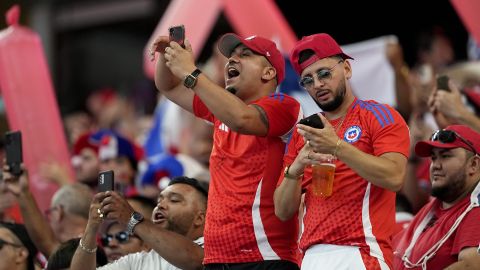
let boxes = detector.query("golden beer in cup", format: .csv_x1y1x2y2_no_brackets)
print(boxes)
311,157,336,197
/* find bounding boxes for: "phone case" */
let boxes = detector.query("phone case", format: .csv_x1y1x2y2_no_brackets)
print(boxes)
299,114,324,129
169,25,185,48
5,131,23,176
436,75,451,92
98,170,114,192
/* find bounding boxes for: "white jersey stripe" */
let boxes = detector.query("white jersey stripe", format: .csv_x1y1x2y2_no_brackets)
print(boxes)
251,178,280,260
280,107,303,143
362,183,390,270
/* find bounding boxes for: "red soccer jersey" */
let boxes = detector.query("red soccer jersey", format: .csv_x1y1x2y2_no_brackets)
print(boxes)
281,98,410,268
194,93,302,264
393,195,480,269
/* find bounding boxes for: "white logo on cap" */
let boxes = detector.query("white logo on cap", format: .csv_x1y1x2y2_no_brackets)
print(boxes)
266,52,270,56
246,35,256,40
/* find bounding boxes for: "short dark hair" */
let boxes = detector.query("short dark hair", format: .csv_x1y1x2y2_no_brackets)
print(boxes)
46,238,108,270
0,222,37,270
168,176,209,200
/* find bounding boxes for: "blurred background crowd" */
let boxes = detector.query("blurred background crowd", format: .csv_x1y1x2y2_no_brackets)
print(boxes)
0,0,480,269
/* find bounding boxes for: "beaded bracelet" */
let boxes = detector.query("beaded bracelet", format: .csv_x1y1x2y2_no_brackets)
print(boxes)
79,238,97,254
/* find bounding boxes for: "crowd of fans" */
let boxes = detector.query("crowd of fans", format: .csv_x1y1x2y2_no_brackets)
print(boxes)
0,25,479,269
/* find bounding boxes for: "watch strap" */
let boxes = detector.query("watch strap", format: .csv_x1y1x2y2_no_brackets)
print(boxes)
126,212,144,234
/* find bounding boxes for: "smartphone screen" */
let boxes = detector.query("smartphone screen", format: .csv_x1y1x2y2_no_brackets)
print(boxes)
299,114,324,129
5,131,23,176
98,170,114,192
436,75,451,92
168,25,185,48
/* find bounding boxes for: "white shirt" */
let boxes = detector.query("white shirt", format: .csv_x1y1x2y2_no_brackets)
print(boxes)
98,237,204,270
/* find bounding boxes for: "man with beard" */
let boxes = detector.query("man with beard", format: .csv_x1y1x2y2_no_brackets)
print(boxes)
274,33,410,269
70,176,207,270
149,32,301,269
393,125,480,269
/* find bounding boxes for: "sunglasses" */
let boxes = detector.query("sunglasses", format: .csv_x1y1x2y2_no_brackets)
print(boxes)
0,238,22,250
101,231,138,246
430,129,477,155
299,60,343,89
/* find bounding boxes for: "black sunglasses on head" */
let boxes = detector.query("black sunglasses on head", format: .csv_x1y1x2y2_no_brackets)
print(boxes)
101,231,137,246
430,129,477,155
0,238,22,250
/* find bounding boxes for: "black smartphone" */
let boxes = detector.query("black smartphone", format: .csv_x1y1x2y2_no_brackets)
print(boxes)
299,114,324,129
5,131,23,176
98,170,114,192
436,75,451,92
168,25,185,48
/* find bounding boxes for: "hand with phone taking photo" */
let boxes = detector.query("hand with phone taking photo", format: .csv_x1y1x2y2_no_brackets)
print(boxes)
428,77,470,128
149,25,185,62
1,163,29,198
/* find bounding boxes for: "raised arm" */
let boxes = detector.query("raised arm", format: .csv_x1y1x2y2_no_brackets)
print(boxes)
100,191,204,270
151,36,194,113
70,193,104,270
1,165,59,257
429,79,480,132
133,221,204,270
156,39,269,136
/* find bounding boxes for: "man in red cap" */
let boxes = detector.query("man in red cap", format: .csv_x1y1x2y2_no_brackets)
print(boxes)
275,33,410,269
393,125,480,269
147,32,301,269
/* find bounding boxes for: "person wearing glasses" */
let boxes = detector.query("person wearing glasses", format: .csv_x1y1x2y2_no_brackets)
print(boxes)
393,125,480,269
150,32,302,269
274,33,410,269
101,221,150,262
70,176,207,270
0,222,38,270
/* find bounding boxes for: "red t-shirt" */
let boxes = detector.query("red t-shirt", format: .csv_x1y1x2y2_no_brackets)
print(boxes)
281,98,410,269
393,194,480,269
194,93,302,264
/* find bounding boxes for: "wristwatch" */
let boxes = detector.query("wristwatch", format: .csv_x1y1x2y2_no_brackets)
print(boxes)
184,68,202,89
126,211,144,235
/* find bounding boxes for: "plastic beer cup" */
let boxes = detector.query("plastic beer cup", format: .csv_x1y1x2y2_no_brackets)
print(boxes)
311,156,336,197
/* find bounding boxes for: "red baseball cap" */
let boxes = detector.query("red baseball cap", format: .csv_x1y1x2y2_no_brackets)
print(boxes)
218,33,285,84
415,125,480,157
73,132,98,156
290,33,353,75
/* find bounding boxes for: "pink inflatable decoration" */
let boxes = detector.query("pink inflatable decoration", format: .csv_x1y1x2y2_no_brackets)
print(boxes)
0,5,74,211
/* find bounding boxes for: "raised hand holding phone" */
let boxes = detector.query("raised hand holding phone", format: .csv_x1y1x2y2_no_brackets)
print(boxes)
168,25,185,48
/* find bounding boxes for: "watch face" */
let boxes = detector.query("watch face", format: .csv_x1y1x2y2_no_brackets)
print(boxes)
185,76,195,88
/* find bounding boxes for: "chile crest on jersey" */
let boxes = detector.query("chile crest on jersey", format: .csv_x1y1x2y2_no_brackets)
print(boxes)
344,125,362,143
